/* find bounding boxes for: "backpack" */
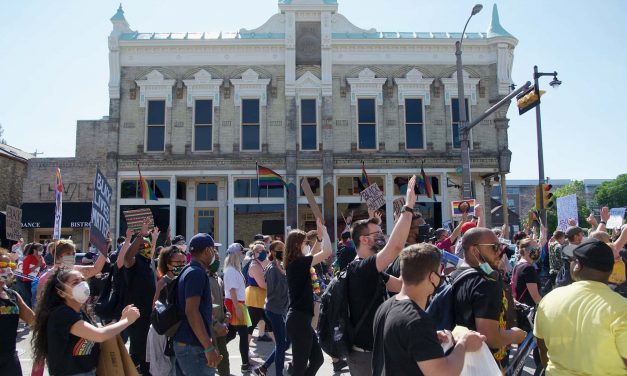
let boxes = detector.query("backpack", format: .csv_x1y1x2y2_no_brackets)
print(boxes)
317,262,381,358
150,265,191,337
94,260,126,321
555,257,572,287
242,259,252,287
425,268,479,331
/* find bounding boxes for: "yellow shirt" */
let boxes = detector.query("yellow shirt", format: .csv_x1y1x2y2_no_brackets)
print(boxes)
534,280,627,376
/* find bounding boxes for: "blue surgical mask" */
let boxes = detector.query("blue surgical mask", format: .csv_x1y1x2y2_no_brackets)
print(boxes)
257,251,268,262
476,251,495,276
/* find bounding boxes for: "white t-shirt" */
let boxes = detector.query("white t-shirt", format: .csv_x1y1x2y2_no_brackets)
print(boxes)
223,266,246,301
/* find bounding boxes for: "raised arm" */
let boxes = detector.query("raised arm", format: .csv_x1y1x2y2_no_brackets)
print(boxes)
375,175,417,272
598,207,610,233
312,218,333,266
124,221,150,268
475,204,485,228
70,304,139,343
613,225,627,259
77,235,110,279
449,213,467,243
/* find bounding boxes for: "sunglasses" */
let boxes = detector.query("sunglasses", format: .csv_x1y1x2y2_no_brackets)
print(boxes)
475,243,500,252
0,262,16,269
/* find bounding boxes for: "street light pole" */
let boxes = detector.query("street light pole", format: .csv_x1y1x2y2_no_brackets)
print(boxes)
457,4,482,200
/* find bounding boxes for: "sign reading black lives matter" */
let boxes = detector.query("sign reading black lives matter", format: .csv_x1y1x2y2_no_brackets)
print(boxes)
360,183,386,212
5,205,22,241
90,168,112,253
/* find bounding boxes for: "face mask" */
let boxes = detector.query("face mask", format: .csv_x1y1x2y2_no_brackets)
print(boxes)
257,250,268,262
61,255,75,268
528,248,540,261
38,251,43,256
171,265,184,276
209,259,220,274
303,244,311,255
140,243,153,259
372,233,387,253
476,250,495,276
0,268,14,282
275,251,284,261
59,281,90,304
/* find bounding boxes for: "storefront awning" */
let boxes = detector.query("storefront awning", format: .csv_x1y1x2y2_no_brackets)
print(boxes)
21,202,92,229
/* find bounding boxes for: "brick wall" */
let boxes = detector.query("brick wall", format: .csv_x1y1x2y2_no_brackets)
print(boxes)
0,157,27,209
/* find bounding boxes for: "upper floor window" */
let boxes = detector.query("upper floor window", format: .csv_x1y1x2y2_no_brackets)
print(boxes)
241,99,260,151
146,100,166,152
451,98,470,149
300,99,317,150
196,182,218,201
358,98,376,150
405,99,424,149
120,179,170,199
194,99,213,151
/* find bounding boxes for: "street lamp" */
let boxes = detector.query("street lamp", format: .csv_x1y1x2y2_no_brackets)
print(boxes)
533,65,561,225
457,4,483,199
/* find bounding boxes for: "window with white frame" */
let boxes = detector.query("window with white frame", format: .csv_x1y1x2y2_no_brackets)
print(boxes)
405,98,424,149
451,98,470,149
241,99,260,151
146,100,166,152
194,99,213,151
358,98,376,150
300,99,317,150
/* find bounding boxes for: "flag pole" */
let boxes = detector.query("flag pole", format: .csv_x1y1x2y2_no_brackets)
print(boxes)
256,161,260,204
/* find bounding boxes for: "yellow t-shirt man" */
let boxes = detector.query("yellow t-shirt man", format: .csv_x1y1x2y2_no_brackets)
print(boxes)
534,280,627,375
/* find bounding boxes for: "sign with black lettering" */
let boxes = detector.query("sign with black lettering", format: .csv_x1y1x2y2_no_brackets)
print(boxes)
360,183,386,212
89,168,112,253
6,205,22,241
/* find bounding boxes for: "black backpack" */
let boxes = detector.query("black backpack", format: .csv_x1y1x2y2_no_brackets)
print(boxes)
555,256,573,287
317,262,381,358
150,265,191,337
95,261,126,321
425,268,479,331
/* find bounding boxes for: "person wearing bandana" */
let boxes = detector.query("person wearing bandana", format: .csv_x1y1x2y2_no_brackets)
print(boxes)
0,248,34,376
123,221,159,375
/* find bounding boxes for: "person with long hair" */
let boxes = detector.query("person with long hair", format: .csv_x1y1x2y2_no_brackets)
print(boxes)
0,248,34,376
245,242,273,343
223,243,253,373
31,267,139,376
254,240,289,376
285,218,332,376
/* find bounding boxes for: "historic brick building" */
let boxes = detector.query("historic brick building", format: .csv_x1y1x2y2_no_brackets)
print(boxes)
21,0,517,251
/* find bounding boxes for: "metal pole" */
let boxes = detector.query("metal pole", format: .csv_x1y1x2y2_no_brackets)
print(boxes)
534,65,547,225
466,82,531,130
501,172,509,230
456,41,473,199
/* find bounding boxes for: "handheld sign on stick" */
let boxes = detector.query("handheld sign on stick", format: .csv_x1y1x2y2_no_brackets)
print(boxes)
301,178,324,224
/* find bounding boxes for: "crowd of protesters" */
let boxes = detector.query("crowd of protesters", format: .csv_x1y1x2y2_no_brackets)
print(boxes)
1,179,625,376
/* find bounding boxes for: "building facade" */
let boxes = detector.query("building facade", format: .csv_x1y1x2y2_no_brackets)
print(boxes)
21,0,517,251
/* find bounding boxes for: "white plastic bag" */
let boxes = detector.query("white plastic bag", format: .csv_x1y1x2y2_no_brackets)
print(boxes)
459,342,501,376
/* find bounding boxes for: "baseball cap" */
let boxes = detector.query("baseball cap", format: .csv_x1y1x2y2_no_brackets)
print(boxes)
461,222,477,235
226,243,244,255
189,233,222,253
253,234,264,241
573,239,615,272
565,226,583,239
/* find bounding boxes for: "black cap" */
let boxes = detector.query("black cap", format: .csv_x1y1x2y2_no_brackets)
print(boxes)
573,239,615,272
341,231,351,240
253,234,264,241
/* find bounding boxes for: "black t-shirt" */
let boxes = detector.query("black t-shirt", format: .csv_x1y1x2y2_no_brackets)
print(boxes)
124,254,156,315
373,298,444,376
47,305,100,376
385,255,401,278
287,255,314,315
337,244,356,272
0,288,20,352
347,256,387,350
513,263,539,307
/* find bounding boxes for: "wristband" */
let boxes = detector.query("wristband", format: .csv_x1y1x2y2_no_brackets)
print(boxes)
600,221,607,225
203,345,215,353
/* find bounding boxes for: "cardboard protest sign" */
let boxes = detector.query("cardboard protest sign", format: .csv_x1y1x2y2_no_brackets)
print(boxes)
393,197,405,218
606,208,626,229
123,208,154,232
360,183,386,212
556,194,578,231
451,199,475,217
5,205,22,241
90,168,112,253
301,178,324,223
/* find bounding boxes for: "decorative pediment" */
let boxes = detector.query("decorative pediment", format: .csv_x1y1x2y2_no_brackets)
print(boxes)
441,70,480,105
230,69,271,106
295,71,322,104
394,69,434,105
135,70,176,107
346,68,387,105
182,70,223,107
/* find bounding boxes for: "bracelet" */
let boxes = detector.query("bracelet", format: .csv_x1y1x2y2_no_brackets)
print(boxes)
600,221,607,225
203,345,215,353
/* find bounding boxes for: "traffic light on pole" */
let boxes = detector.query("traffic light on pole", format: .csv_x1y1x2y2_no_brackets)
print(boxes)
517,86,546,115
543,184,554,209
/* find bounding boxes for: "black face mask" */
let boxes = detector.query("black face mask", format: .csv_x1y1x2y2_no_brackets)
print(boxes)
275,251,284,261
428,271,444,301
371,233,387,253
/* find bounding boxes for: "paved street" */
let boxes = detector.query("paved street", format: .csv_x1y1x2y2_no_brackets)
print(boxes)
16,323,536,376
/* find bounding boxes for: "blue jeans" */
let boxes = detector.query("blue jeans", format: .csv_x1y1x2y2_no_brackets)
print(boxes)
263,310,290,375
174,342,216,376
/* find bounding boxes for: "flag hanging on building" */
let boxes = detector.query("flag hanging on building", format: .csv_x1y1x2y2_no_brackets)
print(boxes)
417,165,436,202
358,161,372,192
138,163,157,203
256,163,287,188
53,168,63,240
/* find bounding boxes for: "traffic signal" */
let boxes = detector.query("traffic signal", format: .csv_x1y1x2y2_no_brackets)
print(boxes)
517,86,545,115
535,183,554,209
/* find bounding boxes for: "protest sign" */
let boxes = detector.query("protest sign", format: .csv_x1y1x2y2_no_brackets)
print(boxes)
5,205,22,241
123,208,154,232
606,208,626,229
90,168,112,253
301,178,324,223
451,199,475,217
360,183,386,212
556,194,578,231
392,197,405,218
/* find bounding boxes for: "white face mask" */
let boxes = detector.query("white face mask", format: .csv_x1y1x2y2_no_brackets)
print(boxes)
0,268,14,282
61,255,75,268
302,244,311,255
60,281,90,304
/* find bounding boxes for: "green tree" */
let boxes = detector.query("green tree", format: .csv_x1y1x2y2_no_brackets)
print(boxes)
594,174,627,208
546,180,590,232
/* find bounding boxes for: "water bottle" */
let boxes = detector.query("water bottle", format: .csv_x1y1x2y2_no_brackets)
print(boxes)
333,326,343,342
441,250,464,269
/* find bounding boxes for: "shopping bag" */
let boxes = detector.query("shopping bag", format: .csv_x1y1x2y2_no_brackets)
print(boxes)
97,335,139,376
460,342,502,376
117,334,139,376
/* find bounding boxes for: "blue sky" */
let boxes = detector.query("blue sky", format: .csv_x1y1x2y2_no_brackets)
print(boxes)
1,0,625,180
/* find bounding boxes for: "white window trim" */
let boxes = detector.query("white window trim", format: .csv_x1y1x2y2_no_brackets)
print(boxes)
346,68,386,106
195,181,219,202
144,99,167,153
192,98,214,152
239,98,262,152
183,69,223,107
449,97,473,150
403,97,426,150
298,97,320,151
230,69,270,106
440,70,480,105
356,97,378,151
136,70,175,107
395,68,434,105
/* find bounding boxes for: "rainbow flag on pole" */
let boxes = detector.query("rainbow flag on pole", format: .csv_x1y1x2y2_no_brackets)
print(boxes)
138,163,157,203
417,165,436,201
256,163,287,188
360,161,371,191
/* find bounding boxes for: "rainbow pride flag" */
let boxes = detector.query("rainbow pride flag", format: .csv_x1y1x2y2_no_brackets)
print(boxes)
417,166,435,201
138,163,157,203
257,163,287,188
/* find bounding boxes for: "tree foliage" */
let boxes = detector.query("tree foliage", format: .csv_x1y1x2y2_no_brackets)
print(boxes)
594,174,627,209
547,180,590,232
